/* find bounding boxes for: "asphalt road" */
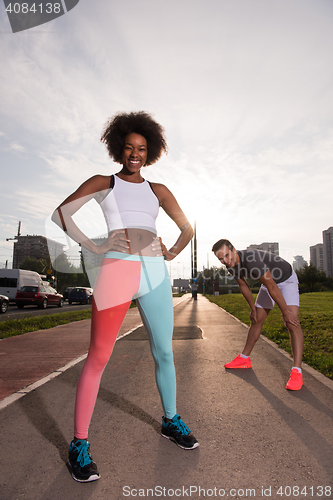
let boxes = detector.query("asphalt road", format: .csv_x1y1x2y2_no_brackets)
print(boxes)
0,294,332,500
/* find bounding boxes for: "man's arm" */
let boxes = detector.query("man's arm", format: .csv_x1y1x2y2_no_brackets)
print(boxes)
237,277,258,324
259,270,300,327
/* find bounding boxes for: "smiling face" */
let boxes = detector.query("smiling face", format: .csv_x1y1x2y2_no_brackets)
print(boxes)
215,244,239,268
122,132,148,174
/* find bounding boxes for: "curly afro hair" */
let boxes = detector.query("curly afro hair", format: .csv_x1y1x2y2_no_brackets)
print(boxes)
100,111,167,166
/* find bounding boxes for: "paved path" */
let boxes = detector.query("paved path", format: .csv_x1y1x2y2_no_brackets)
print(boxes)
0,297,187,404
1,294,332,500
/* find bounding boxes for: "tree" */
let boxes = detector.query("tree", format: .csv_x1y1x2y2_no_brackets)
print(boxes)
52,252,90,291
296,264,327,293
197,266,238,294
19,257,48,274
53,252,82,274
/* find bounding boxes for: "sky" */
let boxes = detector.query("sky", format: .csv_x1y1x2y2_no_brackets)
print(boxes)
1,0,333,281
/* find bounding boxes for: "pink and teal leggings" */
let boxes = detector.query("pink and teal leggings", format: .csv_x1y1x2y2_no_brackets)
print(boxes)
74,252,176,439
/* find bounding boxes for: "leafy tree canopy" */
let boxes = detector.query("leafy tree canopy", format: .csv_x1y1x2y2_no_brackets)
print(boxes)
296,264,327,292
19,257,48,274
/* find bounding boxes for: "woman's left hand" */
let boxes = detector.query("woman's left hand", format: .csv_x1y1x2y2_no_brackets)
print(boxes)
152,237,176,261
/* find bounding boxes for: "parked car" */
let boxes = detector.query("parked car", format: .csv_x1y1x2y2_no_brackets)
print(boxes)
15,285,64,309
0,269,42,301
68,287,93,305
0,294,9,313
63,287,74,300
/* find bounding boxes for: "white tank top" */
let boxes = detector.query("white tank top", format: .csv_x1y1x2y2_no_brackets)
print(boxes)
100,175,159,234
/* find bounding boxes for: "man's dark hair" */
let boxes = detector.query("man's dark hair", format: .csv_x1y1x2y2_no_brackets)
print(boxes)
100,111,167,165
212,239,234,253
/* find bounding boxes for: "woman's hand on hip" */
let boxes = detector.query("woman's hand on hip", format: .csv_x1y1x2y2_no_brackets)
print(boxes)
100,230,130,254
152,237,176,261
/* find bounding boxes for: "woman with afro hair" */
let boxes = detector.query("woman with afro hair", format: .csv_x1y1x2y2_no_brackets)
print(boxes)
52,111,199,483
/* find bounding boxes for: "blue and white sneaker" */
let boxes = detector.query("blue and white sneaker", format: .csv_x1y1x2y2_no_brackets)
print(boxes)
161,414,199,450
68,439,100,482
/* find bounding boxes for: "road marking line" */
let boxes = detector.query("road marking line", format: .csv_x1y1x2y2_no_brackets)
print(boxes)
0,295,191,410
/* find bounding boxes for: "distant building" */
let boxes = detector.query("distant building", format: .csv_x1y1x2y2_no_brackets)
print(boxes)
246,242,279,255
323,226,333,277
173,278,190,292
13,235,64,269
292,255,307,271
310,243,324,272
81,238,106,270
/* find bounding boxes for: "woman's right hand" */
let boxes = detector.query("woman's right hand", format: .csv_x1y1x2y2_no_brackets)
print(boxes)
98,230,130,254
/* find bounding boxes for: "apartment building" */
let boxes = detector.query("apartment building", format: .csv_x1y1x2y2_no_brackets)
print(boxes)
13,235,64,269
323,226,333,277
310,243,324,272
246,242,279,255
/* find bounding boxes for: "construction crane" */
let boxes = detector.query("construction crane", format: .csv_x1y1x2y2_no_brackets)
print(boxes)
6,221,21,241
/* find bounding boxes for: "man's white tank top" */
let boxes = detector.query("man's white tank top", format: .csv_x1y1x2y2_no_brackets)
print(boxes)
100,174,159,234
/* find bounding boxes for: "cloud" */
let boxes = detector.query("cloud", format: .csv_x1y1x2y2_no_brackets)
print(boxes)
2,141,26,153
1,0,332,269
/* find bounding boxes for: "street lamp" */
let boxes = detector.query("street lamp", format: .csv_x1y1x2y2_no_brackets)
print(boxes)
191,220,197,299
177,262,185,278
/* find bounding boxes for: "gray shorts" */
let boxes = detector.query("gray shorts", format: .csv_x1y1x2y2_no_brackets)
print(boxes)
255,270,300,310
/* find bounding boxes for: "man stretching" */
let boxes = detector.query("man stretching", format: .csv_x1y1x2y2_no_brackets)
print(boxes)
212,239,304,390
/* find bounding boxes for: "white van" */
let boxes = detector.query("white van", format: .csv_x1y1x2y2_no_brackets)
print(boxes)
0,269,42,301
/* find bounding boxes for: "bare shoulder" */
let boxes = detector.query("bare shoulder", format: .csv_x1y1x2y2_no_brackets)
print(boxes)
73,174,111,198
88,175,113,203
58,174,111,208
150,182,174,204
150,182,170,192
83,174,111,192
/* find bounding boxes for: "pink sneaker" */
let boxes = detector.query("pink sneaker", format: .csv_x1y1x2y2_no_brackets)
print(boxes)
224,354,252,369
286,369,303,390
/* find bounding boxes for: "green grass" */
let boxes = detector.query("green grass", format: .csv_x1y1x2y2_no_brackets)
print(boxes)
0,309,93,339
0,302,137,340
207,292,333,380
3,293,332,380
